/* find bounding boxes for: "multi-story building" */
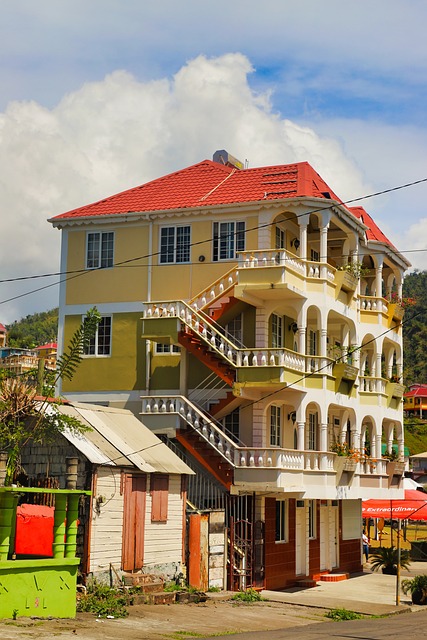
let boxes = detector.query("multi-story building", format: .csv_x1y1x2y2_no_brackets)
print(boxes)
404,384,427,419
49,150,410,589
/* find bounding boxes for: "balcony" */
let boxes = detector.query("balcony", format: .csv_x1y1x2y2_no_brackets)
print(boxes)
140,395,393,498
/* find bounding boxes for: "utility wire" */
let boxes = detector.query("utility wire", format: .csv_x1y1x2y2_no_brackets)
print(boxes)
0,176,426,301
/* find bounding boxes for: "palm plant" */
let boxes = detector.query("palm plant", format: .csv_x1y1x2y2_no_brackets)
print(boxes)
401,575,427,604
370,546,411,575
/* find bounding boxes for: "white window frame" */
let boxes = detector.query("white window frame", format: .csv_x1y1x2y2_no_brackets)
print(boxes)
159,225,191,264
271,314,284,348
222,408,240,443
275,226,285,249
83,315,112,357
275,499,288,543
225,314,243,346
213,221,245,261
270,405,281,447
154,343,180,354
86,231,114,269
308,412,318,450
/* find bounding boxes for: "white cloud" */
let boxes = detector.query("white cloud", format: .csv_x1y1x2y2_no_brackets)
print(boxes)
0,53,422,324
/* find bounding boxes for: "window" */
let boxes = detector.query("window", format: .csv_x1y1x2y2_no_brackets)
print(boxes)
225,314,242,346
213,221,245,261
84,315,112,356
223,408,240,443
308,500,316,539
310,248,319,262
160,226,191,264
155,343,180,354
308,413,318,450
151,475,169,522
270,405,281,447
271,314,283,348
86,232,114,269
275,500,288,542
308,330,317,356
275,227,285,249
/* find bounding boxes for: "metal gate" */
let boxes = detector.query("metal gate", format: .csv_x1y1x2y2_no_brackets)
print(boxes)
228,517,264,591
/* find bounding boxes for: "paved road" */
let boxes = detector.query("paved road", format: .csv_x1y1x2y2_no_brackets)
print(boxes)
207,608,427,639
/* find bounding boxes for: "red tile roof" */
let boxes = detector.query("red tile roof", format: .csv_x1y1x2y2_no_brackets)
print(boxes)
405,384,427,398
50,157,393,249
0,323,6,332
36,342,57,350
50,160,346,221
349,206,396,249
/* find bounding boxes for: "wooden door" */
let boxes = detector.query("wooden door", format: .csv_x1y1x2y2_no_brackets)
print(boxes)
122,474,146,572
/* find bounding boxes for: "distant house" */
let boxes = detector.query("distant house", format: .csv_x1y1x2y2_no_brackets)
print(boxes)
410,452,427,485
20,401,194,583
404,384,427,419
0,323,6,348
0,347,38,375
35,342,57,370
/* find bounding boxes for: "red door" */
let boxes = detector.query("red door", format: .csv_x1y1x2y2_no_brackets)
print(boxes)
122,474,146,572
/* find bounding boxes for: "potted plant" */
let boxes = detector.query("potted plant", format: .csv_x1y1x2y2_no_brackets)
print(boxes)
401,574,427,604
369,546,411,575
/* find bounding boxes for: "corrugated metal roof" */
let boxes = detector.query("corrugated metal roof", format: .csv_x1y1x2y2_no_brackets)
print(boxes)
47,402,194,475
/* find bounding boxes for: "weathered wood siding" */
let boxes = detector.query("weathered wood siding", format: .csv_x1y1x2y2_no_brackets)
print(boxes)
89,466,124,578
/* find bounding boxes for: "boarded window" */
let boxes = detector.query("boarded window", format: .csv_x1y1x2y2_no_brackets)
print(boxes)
151,475,169,522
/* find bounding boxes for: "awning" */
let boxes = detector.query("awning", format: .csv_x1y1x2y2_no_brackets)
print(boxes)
362,489,427,520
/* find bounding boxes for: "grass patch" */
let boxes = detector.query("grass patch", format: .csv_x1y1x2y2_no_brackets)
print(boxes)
325,607,362,621
231,588,263,602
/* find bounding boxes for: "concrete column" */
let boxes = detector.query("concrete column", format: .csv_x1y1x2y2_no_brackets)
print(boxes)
320,224,329,279
375,263,383,298
297,421,305,451
299,222,308,261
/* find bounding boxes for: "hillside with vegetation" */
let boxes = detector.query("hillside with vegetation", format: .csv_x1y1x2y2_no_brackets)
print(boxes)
5,308,58,349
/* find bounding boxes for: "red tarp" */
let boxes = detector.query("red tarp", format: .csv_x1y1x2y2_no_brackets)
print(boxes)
362,489,427,521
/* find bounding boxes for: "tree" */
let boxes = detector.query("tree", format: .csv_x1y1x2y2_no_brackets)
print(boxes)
403,271,427,386
0,308,101,484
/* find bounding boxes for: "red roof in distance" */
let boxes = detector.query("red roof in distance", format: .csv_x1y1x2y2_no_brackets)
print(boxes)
36,342,57,351
405,384,427,398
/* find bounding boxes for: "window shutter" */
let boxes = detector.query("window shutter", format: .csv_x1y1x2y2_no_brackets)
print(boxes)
151,475,169,522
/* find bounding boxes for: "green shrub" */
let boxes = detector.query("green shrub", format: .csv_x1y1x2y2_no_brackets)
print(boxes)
369,546,411,574
325,608,362,621
401,574,427,604
77,582,130,618
231,588,263,602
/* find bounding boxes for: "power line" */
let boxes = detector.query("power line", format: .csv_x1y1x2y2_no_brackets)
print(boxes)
101,308,423,463
0,176,426,305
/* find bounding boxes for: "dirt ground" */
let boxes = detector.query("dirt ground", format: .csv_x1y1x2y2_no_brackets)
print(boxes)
0,598,329,640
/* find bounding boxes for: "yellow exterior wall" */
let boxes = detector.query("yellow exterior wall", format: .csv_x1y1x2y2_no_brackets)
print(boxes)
62,312,145,392
65,225,150,305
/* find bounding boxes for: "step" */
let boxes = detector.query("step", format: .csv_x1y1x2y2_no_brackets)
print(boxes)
295,579,317,588
319,573,349,582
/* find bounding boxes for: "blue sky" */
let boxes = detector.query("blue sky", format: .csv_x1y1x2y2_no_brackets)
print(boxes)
1,1,427,322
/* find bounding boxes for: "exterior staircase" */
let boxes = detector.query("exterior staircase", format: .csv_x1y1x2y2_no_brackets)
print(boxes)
178,329,235,386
